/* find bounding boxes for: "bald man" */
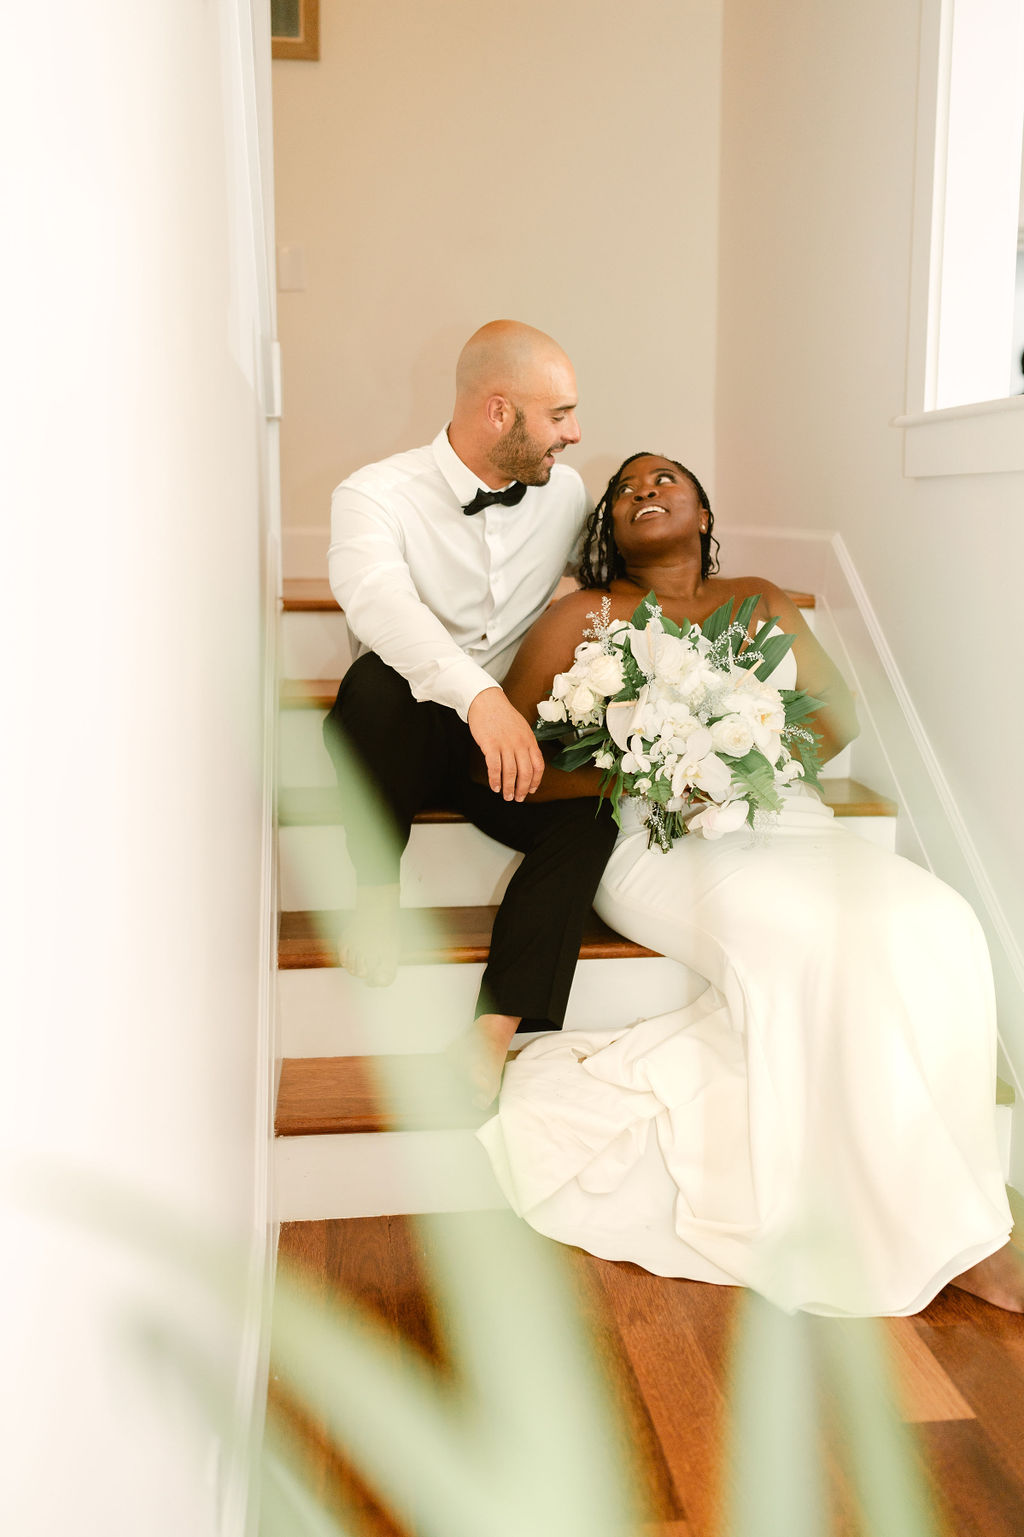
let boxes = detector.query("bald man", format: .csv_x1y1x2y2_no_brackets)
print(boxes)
323,321,617,1100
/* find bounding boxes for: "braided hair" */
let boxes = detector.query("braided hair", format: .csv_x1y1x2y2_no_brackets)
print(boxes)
578,452,720,590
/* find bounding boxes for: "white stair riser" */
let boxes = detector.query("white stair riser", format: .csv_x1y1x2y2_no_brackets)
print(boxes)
279,806,896,910
280,707,337,788
275,1106,1015,1221
278,955,709,1057
275,1128,507,1220
279,821,521,910
281,609,353,681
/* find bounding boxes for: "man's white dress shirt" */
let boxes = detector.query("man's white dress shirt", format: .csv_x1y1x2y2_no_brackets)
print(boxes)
328,427,588,720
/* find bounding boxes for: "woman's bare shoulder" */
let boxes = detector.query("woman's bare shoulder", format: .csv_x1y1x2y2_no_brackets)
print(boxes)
543,585,611,632
710,575,799,618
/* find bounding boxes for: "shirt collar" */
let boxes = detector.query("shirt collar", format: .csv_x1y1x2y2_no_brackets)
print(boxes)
432,425,512,508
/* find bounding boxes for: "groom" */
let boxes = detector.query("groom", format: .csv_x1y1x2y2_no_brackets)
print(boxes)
323,320,617,1092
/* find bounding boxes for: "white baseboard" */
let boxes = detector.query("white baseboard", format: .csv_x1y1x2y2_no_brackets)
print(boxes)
724,526,1024,1105
282,524,328,580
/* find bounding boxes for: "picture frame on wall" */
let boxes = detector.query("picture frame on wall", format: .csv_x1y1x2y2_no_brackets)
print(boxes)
272,0,319,61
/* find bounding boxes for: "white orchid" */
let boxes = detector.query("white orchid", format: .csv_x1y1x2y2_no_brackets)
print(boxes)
688,798,749,839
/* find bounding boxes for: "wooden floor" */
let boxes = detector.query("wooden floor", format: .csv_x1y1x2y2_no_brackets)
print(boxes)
271,1212,1024,1537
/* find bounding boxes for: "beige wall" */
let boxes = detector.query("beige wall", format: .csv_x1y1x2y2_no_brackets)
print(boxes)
3,3,275,1529
272,0,723,569
716,0,1024,1057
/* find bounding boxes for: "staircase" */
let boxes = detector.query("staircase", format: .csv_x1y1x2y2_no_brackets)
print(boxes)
274,581,1008,1222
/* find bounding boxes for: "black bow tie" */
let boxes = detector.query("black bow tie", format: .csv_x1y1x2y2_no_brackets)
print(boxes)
462,481,528,516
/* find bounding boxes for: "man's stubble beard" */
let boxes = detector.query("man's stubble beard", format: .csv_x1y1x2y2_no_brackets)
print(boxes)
489,407,553,486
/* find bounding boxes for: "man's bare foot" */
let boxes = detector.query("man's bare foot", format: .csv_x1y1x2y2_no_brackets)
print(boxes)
337,884,401,986
948,1241,1024,1312
446,1013,521,1109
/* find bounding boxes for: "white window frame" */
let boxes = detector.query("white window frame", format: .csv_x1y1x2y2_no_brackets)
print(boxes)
894,0,1024,477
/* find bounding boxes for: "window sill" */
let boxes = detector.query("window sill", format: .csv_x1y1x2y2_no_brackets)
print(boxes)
892,394,1024,477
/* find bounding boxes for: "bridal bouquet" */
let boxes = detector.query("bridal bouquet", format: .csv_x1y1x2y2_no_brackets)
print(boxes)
534,592,824,850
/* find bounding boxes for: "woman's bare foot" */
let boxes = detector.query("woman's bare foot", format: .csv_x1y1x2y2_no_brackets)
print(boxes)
948,1241,1024,1312
446,1013,521,1109
337,884,401,987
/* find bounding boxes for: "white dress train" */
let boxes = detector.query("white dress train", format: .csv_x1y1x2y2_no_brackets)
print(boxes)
477,657,1011,1317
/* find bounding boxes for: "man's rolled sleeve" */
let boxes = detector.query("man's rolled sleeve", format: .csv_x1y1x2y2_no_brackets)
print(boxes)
328,487,499,720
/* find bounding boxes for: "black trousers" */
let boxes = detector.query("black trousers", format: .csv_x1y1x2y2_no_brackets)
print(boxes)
322,653,618,1030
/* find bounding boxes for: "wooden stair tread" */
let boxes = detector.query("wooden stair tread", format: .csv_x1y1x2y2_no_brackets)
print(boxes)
278,1065,1017,1138
283,577,817,614
276,1053,487,1136
278,905,658,969
278,778,897,826
277,1059,1018,1140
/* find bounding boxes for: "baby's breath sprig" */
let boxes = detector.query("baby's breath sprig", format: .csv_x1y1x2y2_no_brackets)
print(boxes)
582,596,612,644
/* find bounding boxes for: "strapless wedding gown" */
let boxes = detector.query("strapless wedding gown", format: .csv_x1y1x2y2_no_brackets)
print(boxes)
477,649,1011,1317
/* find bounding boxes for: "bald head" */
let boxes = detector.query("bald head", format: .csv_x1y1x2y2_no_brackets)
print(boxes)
455,320,571,404
449,320,581,489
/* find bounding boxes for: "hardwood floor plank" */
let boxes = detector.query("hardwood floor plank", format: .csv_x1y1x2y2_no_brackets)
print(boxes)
910,1320,1024,1502
882,1318,974,1423
592,1262,737,1537
918,1420,1024,1537
270,1219,1024,1537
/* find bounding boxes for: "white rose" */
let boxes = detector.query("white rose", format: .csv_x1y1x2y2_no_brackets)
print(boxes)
537,698,567,723
651,632,699,685
585,652,625,696
573,641,604,663
777,757,804,782
689,799,749,839
551,671,575,701
593,749,615,770
569,684,596,717
710,714,755,758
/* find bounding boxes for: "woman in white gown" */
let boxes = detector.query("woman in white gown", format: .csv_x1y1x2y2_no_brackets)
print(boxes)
476,452,1023,1318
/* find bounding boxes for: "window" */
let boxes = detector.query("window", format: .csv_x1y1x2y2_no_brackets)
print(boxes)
896,0,1024,475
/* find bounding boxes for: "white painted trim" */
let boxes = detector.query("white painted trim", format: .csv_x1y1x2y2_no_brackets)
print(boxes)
892,393,1024,477
220,5,280,1534
1010,1101,1024,1194
723,524,1024,1105
900,0,1024,474
282,524,328,579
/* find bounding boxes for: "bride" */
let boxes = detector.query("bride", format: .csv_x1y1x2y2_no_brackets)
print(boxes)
475,452,1023,1317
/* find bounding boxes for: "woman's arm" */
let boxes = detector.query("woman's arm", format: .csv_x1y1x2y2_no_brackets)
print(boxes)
498,590,611,802
756,584,859,764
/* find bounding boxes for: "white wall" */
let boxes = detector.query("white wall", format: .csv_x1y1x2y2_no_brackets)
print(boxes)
716,0,1024,1063
272,0,723,573
0,4,277,1533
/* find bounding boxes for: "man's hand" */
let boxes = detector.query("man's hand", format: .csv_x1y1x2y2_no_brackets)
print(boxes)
467,686,545,801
